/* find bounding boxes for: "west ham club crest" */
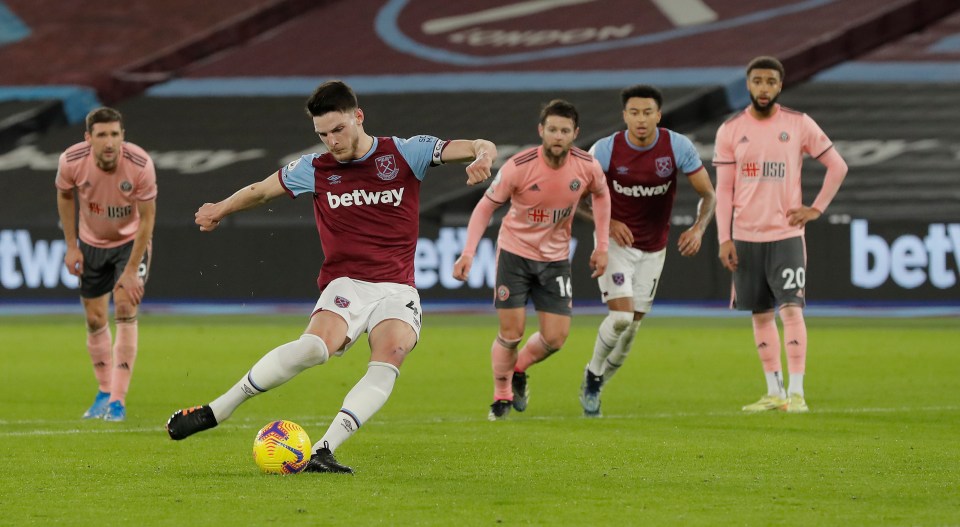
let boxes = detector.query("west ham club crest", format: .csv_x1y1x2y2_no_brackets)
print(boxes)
612,273,625,286
655,157,674,178
375,154,399,181
334,296,351,308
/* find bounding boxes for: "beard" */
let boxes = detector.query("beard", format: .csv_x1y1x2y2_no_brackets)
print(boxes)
750,92,780,115
542,144,570,165
95,154,118,172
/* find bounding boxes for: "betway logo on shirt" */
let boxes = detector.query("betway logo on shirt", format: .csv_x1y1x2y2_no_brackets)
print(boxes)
327,188,404,209
612,179,671,197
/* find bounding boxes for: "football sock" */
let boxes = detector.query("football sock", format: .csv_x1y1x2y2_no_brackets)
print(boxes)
588,311,633,375
752,315,782,371
210,334,329,423
315,361,399,453
86,325,112,392
789,373,805,396
781,307,808,376
491,334,520,401
765,371,786,398
514,332,557,372
602,320,640,382
109,319,137,404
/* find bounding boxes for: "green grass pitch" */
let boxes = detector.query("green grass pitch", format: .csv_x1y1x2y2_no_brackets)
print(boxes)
1,313,957,525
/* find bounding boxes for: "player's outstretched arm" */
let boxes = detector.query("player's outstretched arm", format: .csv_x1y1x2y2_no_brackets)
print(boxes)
196,171,286,232
441,139,498,185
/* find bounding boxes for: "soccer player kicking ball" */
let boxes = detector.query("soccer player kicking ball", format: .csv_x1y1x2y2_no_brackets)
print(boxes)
165,80,497,473
713,56,847,413
453,99,611,421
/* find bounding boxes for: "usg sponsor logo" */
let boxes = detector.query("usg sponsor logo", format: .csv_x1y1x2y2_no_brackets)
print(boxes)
415,227,578,290
326,188,404,208
851,220,960,289
613,179,671,197
0,230,79,290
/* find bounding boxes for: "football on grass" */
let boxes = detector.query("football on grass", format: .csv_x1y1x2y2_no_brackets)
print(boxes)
252,420,311,474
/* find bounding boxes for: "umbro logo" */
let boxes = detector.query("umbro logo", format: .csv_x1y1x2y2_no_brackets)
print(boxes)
739,136,750,144
529,183,541,191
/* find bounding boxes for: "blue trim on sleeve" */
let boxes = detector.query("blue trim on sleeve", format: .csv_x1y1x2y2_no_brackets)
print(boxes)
281,154,320,197
588,134,615,173
393,135,439,181
668,130,704,174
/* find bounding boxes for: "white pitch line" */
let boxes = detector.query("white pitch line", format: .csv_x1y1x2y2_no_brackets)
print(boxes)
421,0,597,35
1,406,956,437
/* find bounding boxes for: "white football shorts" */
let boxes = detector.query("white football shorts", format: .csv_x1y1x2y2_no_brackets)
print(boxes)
597,239,666,313
313,277,422,355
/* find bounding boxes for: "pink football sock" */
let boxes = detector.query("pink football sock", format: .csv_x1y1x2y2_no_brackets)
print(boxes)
751,316,782,373
109,320,138,404
491,335,519,401
781,308,808,374
86,325,113,392
515,332,553,372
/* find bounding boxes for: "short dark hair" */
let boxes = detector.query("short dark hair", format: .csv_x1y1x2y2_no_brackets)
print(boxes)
746,56,785,81
539,99,579,129
620,84,663,109
305,80,358,117
85,107,123,133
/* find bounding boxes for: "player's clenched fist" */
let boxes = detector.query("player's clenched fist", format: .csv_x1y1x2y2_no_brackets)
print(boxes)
452,254,473,281
195,203,223,232
465,150,493,185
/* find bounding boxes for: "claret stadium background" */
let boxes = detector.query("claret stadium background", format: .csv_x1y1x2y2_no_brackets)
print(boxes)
1,0,958,309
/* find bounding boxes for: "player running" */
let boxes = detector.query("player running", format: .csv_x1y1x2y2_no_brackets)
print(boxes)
453,99,611,420
578,84,716,417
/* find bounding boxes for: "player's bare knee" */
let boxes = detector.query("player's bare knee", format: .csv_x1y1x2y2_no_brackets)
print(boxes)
84,310,108,331
370,344,411,367
114,302,137,322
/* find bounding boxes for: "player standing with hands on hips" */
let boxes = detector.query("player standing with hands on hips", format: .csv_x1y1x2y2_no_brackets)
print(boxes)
713,56,847,413
165,80,497,473
453,99,611,420
56,107,157,423
578,84,716,417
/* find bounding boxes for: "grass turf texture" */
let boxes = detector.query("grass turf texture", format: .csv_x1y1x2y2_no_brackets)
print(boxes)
1,314,957,526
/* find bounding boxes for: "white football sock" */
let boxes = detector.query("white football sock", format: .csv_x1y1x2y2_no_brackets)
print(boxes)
602,320,640,382
788,373,804,396
588,311,633,374
314,361,399,453
765,371,786,398
209,334,329,422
